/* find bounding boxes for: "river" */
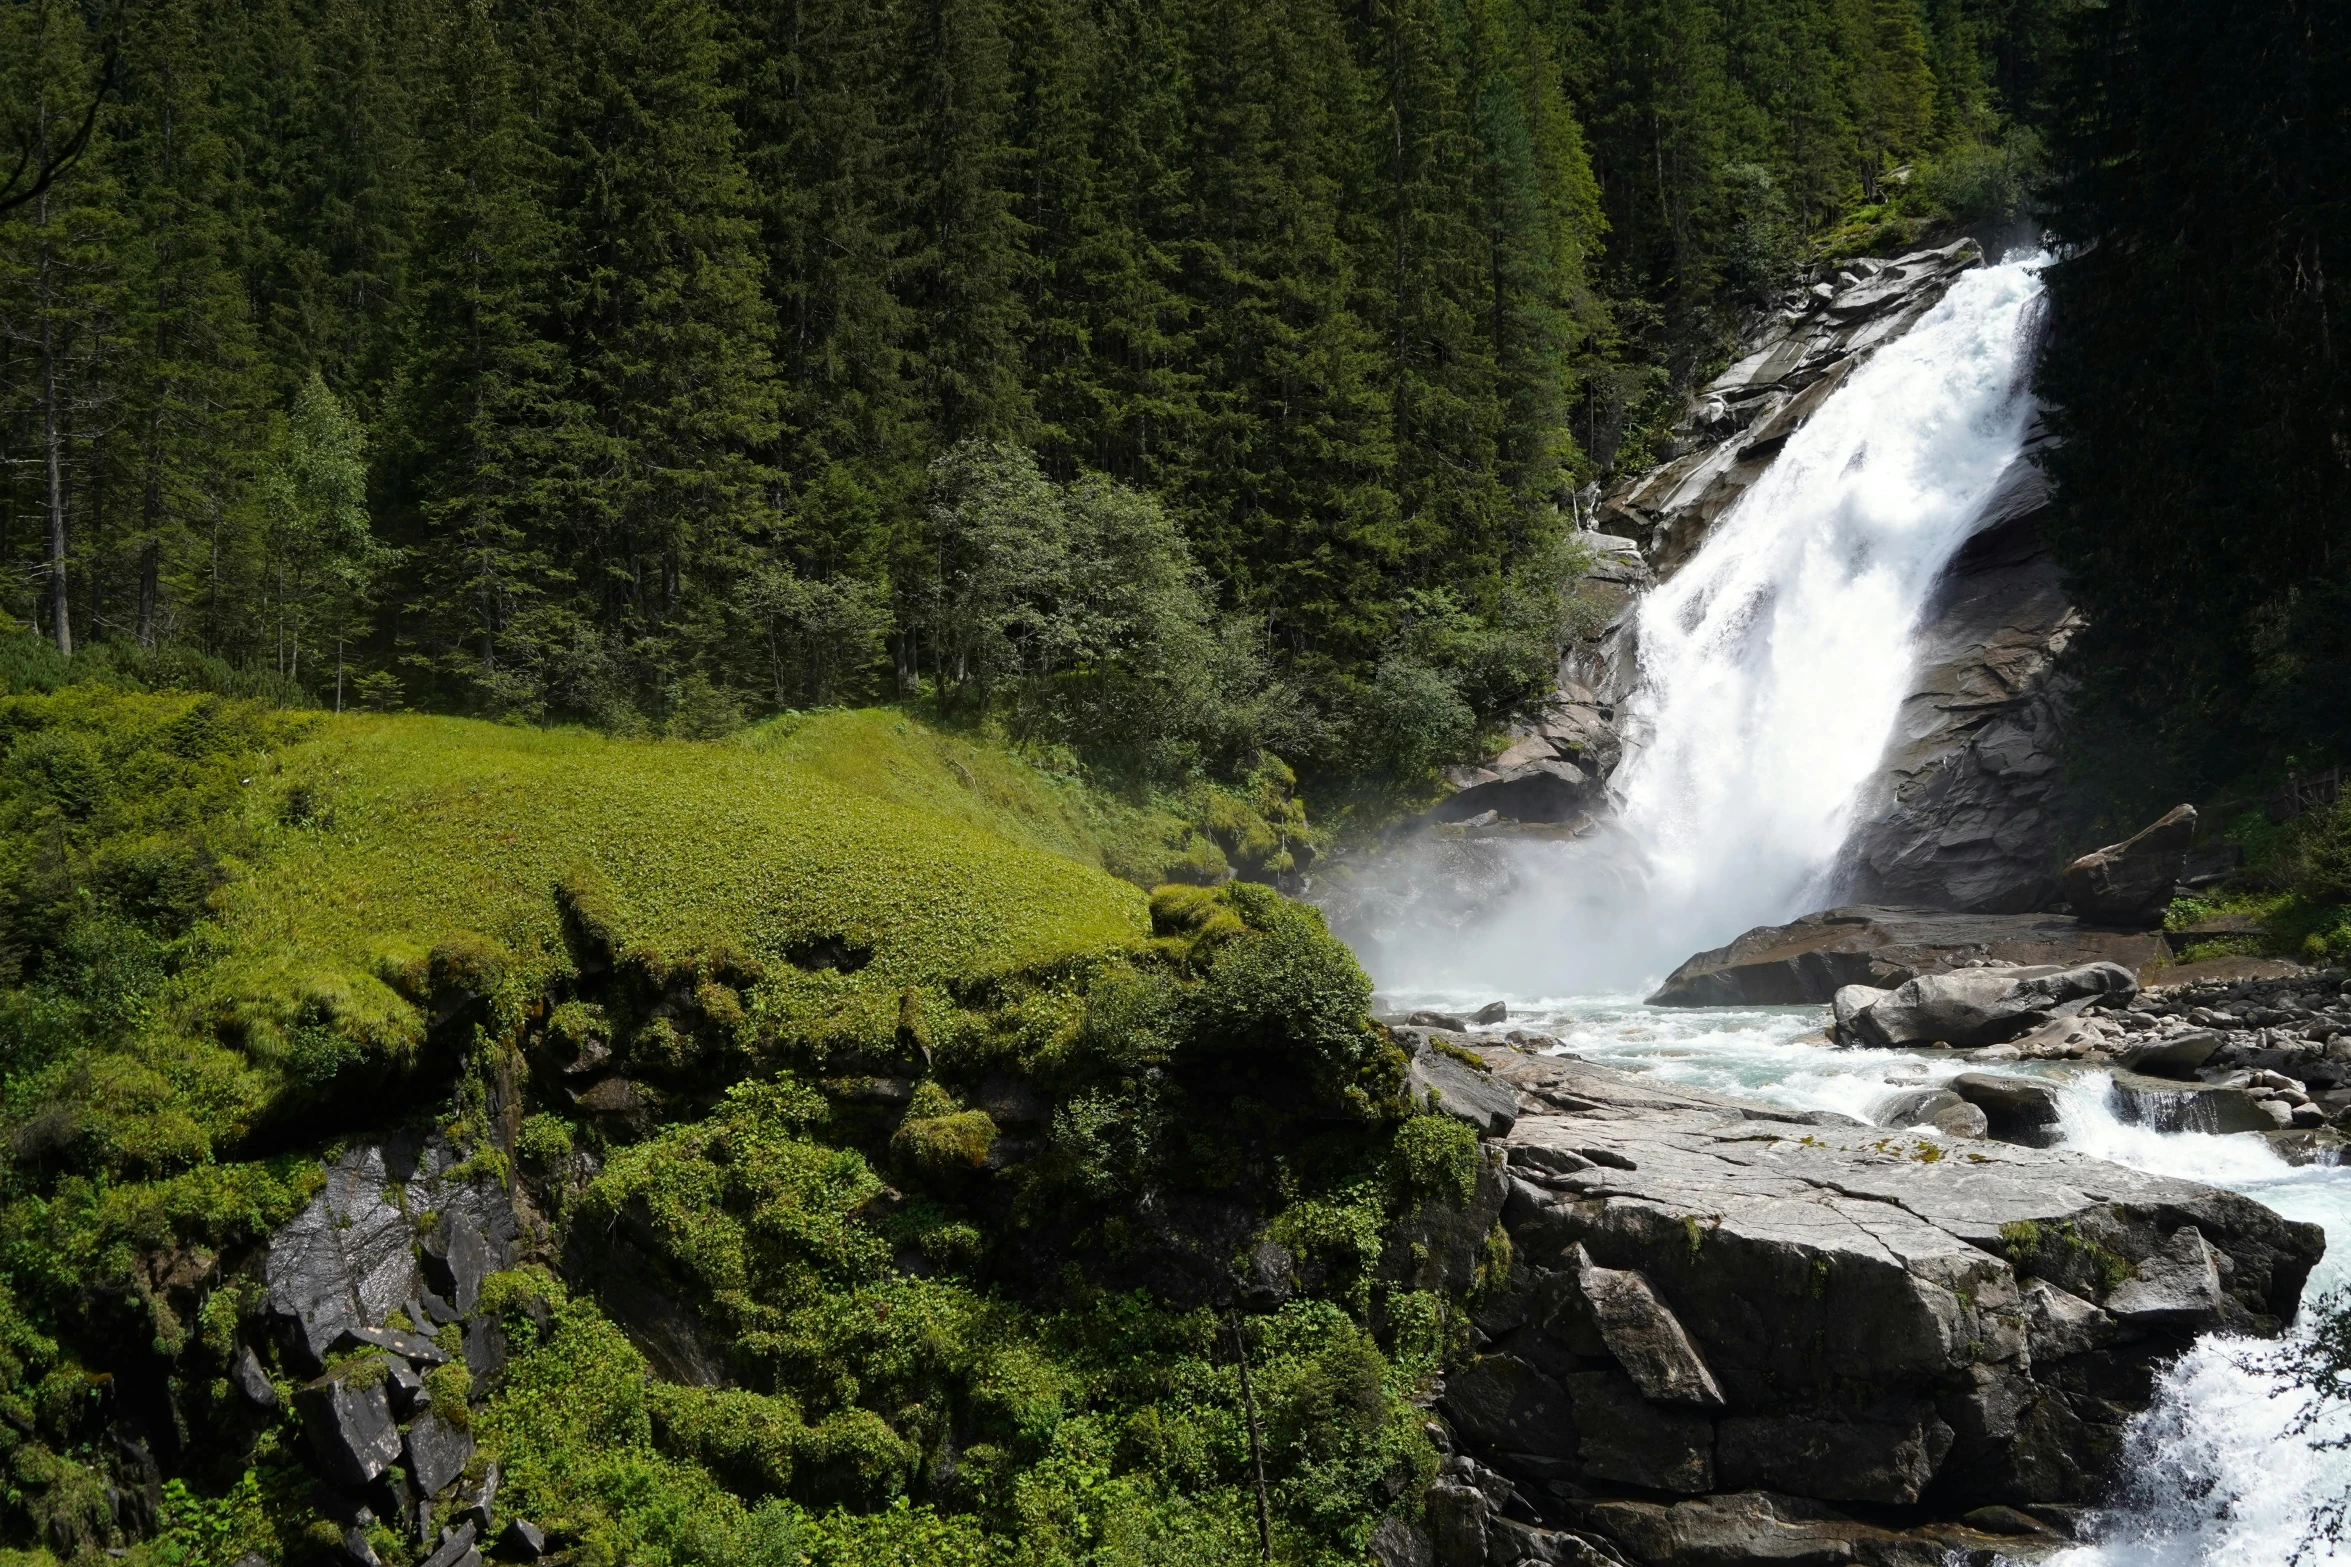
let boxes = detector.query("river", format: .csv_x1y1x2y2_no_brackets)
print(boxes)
1357,247,2351,1559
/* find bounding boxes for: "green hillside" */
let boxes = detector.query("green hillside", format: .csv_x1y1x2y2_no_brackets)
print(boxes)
0,675,1479,1567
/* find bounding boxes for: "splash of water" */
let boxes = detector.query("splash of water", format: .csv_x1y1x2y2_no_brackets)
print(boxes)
1368,255,2048,994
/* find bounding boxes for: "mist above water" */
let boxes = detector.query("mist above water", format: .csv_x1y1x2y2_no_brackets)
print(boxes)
1368,254,2049,996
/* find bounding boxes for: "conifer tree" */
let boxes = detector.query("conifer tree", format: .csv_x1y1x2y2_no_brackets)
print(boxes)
391,0,575,714
531,0,782,717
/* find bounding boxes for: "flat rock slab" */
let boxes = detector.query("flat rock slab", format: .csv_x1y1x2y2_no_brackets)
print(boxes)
1437,1045,2322,1525
1650,906,2167,1006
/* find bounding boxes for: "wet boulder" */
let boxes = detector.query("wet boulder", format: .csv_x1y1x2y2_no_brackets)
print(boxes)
1946,1073,2064,1144
2060,805,2197,926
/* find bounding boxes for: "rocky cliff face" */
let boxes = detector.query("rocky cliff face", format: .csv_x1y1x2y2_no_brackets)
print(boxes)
1407,238,2080,921
1594,239,1984,572
1382,1030,2325,1567
1835,423,2081,913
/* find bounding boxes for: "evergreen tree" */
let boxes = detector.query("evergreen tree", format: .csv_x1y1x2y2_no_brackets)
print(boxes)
391,0,575,715
530,0,782,719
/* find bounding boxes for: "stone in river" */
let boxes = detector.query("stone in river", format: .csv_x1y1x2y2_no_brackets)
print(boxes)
1650,906,2164,1006
1846,961,2136,1048
1425,1042,2323,1526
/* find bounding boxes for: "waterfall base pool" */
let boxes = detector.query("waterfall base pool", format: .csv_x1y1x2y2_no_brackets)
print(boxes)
1380,986,2351,1564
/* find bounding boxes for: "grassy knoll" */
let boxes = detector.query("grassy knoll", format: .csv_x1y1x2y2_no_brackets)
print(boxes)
0,672,1478,1567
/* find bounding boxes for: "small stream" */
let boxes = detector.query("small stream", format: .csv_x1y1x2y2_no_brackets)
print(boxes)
1381,987,2351,1563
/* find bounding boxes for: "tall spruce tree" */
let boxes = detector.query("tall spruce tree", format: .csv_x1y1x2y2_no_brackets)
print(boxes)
531,0,782,719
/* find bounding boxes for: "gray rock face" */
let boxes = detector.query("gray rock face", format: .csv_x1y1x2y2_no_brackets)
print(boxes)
1424,1045,2322,1532
295,1376,403,1487
267,1140,520,1373
2112,1029,2223,1078
1573,1247,1724,1408
1945,1074,2064,1144
1845,961,2137,1049
267,1147,422,1372
2061,805,2199,926
1837,467,2082,915
1403,1037,1520,1137
404,1409,475,1497
1650,906,2167,1007
1596,240,1984,573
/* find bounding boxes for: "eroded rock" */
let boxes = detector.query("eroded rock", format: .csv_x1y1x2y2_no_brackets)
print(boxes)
1423,1046,2322,1533
2061,806,2198,926
1651,907,2165,1007
295,1375,402,1488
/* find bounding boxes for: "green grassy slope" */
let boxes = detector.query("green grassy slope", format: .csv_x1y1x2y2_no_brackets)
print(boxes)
0,675,1475,1567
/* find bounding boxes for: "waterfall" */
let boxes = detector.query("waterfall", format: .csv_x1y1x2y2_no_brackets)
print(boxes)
1377,253,2049,994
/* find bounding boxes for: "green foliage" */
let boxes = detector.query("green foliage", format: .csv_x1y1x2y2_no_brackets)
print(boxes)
2037,0,2351,805
1391,1117,1479,1207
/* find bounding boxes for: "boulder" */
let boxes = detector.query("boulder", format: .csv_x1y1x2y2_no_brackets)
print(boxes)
1945,1074,2064,1144
2060,805,2198,926
1428,1045,2323,1529
2112,1029,2223,1079
1874,1087,1964,1128
405,1409,475,1497
1930,1101,1990,1140
1846,962,2137,1049
385,1359,425,1414
420,1520,479,1567
500,1520,547,1560
1404,1045,1519,1138
295,1375,403,1488
1651,907,2165,1007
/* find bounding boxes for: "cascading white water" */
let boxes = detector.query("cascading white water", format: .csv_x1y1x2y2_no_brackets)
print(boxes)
1604,254,2046,971
1376,254,2048,994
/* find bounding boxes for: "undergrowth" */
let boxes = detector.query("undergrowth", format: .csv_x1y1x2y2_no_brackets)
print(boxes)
0,672,1475,1566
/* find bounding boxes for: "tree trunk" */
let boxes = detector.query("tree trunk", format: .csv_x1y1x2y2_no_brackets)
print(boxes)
137,536,159,647
1229,1312,1273,1562
39,192,72,657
